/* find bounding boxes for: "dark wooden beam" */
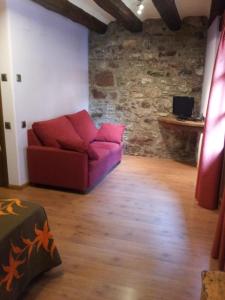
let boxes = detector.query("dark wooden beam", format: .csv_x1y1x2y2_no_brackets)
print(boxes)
152,0,182,31
208,0,225,27
31,0,107,34
93,0,143,32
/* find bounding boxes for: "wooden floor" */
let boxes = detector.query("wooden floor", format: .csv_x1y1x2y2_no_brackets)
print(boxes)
0,156,219,300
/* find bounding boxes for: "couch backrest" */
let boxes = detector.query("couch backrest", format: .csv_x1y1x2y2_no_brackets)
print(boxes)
27,129,42,146
32,116,83,148
28,110,98,148
66,110,97,144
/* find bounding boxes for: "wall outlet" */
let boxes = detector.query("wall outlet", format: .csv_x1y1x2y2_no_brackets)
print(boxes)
21,121,26,128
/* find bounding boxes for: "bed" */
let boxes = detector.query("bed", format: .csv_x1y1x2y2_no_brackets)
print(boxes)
0,198,62,300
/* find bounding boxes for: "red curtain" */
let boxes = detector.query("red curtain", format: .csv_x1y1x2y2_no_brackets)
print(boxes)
212,190,225,270
195,15,225,210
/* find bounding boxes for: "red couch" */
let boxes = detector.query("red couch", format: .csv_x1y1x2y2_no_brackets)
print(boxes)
27,110,124,192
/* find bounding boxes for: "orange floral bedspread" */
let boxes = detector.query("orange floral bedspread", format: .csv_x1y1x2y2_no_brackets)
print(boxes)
0,199,61,300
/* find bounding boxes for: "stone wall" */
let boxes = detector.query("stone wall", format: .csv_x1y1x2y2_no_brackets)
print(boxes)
89,17,207,164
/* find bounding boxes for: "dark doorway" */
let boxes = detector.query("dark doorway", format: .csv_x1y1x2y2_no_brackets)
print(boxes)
0,84,8,186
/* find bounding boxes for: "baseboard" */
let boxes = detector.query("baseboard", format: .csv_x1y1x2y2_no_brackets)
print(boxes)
8,183,29,190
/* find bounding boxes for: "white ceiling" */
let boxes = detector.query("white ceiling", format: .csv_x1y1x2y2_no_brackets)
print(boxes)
69,0,211,24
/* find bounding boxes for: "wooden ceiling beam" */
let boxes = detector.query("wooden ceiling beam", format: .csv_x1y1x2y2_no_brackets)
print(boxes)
93,0,143,32
31,0,108,34
152,0,182,31
208,0,225,27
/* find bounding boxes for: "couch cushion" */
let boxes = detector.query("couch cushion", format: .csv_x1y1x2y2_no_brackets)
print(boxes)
88,144,100,160
90,141,121,153
88,142,122,167
58,137,99,160
89,142,110,161
32,116,82,148
95,123,125,144
88,141,121,162
57,136,87,153
66,110,98,144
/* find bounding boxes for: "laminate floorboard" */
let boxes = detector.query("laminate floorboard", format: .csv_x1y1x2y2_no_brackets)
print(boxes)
0,156,218,300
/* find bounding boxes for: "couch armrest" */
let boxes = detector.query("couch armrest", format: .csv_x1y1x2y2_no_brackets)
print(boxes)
27,146,88,192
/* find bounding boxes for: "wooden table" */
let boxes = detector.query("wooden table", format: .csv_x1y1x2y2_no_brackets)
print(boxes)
158,115,205,164
158,116,205,133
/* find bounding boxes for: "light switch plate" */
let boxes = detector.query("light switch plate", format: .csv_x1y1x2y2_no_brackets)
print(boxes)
16,74,22,82
1,74,7,82
5,122,11,130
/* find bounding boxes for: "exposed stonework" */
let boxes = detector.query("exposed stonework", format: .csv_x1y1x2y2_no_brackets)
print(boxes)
95,70,114,87
89,17,207,164
92,88,106,99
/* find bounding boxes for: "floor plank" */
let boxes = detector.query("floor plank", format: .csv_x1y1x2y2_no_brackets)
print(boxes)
0,155,219,300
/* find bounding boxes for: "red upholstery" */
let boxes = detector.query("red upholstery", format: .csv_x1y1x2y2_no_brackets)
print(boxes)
95,123,125,144
87,144,100,160
33,116,82,148
89,143,123,188
66,110,98,144
57,136,87,153
27,111,124,192
90,141,121,153
28,129,42,146
27,146,88,191
90,147,109,162
57,137,99,160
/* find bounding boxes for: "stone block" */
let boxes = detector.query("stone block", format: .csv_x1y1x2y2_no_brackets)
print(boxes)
122,40,137,49
95,71,114,87
92,89,106,99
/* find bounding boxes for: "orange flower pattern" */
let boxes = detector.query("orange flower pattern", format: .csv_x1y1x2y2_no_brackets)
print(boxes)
0,253,25,292
35,221,53,252
0,199,26,216
0,221,57,292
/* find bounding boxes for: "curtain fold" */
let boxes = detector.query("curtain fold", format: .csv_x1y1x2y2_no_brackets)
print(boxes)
195,14,225,210
212,190,225,270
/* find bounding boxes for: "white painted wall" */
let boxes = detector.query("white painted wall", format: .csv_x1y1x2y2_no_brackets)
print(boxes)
1,0,89,185
200,17,221,115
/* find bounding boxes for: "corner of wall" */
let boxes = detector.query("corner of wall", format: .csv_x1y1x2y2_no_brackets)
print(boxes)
0,0,21,185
